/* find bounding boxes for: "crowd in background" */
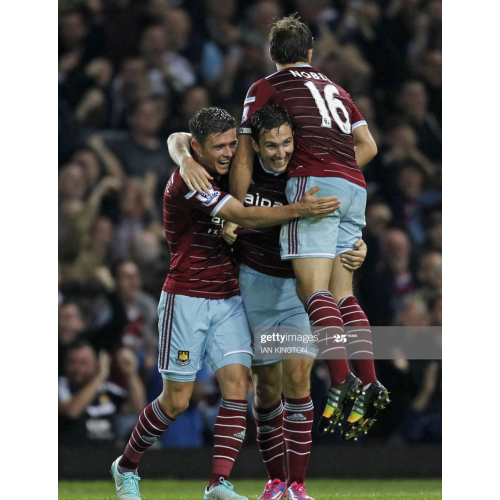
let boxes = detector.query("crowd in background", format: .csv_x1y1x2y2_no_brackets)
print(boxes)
58,0,442,449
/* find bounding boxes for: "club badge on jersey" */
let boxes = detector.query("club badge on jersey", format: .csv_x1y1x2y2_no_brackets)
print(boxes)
196,189,221,207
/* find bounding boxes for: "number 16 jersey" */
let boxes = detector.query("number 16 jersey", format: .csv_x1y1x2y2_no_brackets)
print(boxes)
239,64,367,189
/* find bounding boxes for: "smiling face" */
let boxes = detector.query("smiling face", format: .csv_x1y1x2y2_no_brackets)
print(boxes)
252,124,294,173
192,128,237,175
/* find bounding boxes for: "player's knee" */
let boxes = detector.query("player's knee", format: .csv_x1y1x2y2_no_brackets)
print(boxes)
221,377,249,400
158,389,191,418
254,379,281,407
282,363,311,398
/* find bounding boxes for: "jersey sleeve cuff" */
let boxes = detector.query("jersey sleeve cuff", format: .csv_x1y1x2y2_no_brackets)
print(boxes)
184,189,197,199
239,127,252,135
352,120,367,131
211,194,233,217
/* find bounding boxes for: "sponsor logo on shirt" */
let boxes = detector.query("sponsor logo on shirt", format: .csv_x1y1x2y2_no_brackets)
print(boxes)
196,189,221,207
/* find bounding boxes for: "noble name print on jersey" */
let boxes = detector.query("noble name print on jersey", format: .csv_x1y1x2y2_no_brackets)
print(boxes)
240,65,368,188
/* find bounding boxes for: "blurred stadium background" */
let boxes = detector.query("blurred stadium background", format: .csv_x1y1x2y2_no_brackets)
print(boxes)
58,0,442,485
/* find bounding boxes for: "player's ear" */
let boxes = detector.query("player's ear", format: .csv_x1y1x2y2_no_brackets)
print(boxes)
191,139,203,157
251,137,260,153
307,49,313,63
269,48,275,63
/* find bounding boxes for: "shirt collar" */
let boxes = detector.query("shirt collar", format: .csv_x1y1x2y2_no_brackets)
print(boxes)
258,154,282,176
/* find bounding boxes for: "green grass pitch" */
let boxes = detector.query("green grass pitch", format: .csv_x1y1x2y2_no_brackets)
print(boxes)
59,479,442,499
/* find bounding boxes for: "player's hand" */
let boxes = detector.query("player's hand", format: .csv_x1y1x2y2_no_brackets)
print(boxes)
222,222,239,245
180,157,213,193
115,347,139,377
297,185,341,218
341,238,367,271
97,351,111,381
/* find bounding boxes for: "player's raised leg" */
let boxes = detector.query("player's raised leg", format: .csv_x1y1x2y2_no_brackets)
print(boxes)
291,256,361,434
282,358,315,500
329,256,390,441
252,363,288,499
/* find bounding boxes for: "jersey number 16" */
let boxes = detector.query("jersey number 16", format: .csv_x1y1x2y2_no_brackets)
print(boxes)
305,81,351,134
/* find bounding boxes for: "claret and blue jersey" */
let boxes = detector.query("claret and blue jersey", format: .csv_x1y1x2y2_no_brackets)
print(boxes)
240,64,367,188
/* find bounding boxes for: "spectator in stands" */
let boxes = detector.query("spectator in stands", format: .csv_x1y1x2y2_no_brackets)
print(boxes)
426,220,442,253
59,302,87,375
359,229,415,326
162,7,203,67
361,201,393,273
111,174,162,261
104,98,175,192
139,24,196,95
199,0,241,91
59,341,145,445
170,86,211,134
415,251,442,304
391,162,427,245
395,360,442,444
109,57,159,129
59,163,88,203
396,81,441,161
61,216,115,283
73,57,114,128
429,294,442,327
90,260,158,385
58,9,106,108
396,299,431,328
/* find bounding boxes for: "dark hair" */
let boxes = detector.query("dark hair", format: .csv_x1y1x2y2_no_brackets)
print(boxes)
65,338,95,358
189,107,236,146
111,259,137,279
250,105,293,143
269,14,314,66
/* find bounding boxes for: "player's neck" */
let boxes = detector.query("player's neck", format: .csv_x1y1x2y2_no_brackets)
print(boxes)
275,61,311,71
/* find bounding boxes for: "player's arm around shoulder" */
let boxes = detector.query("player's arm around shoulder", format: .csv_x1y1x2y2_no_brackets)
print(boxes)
231,78,276,201
229,134,254,202
217,186,340,229
167,132,213,193
353,124,378,168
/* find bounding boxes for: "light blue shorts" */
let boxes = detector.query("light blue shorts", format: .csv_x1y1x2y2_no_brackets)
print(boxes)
238,265,316,366
157,292,253,382
280,176,367,259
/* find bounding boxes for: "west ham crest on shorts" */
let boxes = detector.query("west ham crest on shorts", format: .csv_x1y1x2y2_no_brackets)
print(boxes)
176,350,191,366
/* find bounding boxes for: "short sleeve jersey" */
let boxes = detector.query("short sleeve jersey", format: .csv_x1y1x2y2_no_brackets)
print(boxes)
240,65,367,188
162,169,239,299
234,155,294,279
